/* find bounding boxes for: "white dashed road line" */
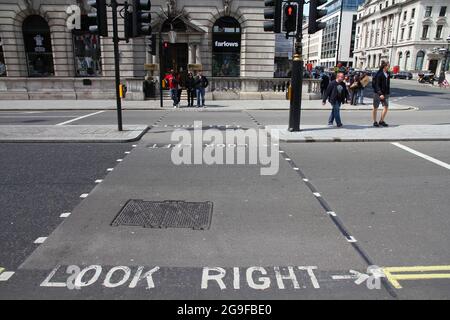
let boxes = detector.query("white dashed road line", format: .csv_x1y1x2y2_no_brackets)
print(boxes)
34,237,47,244
80,193,89,198
0,271,15,281
60,212,71,218
391,142,450,170
55,111,105,126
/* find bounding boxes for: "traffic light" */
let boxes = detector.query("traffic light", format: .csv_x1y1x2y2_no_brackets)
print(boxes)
87,0,108,37
283,2,298,34
147,34,156,55
308,0,327,34
264,0,283,33
132,0,152,37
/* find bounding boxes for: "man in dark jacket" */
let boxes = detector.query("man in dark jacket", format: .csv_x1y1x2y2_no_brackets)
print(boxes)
320,73,330,97
372,60,391,127
195,72,209,108
322,72,349,127
186,72,196,107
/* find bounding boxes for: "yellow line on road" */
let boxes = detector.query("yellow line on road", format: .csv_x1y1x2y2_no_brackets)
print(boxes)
382,265,450,289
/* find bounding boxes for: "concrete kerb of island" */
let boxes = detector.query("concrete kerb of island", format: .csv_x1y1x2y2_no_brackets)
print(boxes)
265,124,450,143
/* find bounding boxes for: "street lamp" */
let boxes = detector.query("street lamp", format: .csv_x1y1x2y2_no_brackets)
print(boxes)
438,35,450,84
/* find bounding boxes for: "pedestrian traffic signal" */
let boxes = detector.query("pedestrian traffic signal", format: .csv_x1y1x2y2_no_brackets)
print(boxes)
264,0,282,33
132,0,152,37
147,34,156,55
283,2,298,34
87,0,108,37
308,0,327,34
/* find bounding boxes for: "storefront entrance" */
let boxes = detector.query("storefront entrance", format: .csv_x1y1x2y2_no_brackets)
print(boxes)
161,43,188,78
429,59,438,74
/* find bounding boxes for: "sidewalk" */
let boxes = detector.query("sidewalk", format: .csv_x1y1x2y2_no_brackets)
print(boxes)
266,124,450,142
0,99,415,111
0,125,148,143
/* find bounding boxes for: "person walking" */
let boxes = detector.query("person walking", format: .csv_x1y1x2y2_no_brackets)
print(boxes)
322,72,349,128
372,61,391,127
195,71,209,108
164,69,180,108
320,72,330,97
186,72,196,107
176,71,183,108
350,73,361,105
358,72,369,105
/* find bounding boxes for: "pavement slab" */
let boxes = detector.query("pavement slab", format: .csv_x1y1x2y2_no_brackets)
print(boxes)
0,125,149,143
266,124,450,142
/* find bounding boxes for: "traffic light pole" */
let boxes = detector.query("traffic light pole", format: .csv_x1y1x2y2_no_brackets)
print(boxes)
159,30,164,108
288,0,304,132
111,0,123,131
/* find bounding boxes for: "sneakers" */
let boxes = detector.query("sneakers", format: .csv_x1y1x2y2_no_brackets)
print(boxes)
374,121,389,127
337,124,343,128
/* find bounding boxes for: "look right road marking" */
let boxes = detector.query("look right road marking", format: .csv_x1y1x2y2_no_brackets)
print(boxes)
391,142,450,170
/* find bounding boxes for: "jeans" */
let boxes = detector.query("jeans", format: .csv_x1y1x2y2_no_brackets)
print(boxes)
170,88,179,106
187,89,195,106
328,102,342,126
196,87,205,107
357,88,364,104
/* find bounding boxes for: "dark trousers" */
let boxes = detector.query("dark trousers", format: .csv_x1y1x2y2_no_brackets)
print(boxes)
177,89,182,105
187,89,195,106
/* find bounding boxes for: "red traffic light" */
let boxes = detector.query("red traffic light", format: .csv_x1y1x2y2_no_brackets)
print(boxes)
163,42,169,49
286,5,294,16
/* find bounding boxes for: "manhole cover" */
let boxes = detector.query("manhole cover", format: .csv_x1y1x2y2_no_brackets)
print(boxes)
111,200,213,230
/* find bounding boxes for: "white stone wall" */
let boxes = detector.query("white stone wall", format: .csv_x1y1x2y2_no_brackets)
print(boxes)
0,0,275,80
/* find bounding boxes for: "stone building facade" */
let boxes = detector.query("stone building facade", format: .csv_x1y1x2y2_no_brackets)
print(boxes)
0,0,281,100
353,0,450,75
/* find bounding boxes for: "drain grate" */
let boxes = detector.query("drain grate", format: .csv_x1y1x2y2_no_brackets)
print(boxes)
112,200,213,230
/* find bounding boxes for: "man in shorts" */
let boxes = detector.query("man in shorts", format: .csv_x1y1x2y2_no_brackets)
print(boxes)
372,61,391,127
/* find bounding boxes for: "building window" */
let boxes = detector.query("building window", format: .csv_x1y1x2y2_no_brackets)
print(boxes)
422,25,429,39
0,37,6,77
408,26,413,40
321,17,339,60
425,6,432,17
404,51,410,70
439,6,447,17
350,15,357,58
411,8,415,19
400,28,405,40
398,51,403,67
212,16,241,77
403,11,407,21
436,25,443,39
73,15,102,77
415,50,425,70
22,15,55,77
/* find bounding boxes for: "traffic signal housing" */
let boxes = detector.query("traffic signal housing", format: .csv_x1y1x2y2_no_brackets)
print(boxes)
132,0,152,37
308,0,327,34
87,0,108,37
264,0,283,33
283,2,299,34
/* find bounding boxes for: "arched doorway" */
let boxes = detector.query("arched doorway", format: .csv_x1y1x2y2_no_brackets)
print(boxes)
212,16,241,77
22,15,54,77
160,18,188,76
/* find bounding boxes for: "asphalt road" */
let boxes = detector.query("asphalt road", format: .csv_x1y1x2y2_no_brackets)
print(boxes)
0,89,449,300
0,143,132,270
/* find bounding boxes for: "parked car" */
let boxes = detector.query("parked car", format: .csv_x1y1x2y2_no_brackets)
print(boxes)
392,71,413,80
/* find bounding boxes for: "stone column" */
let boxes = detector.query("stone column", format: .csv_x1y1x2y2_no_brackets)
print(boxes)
188,44,195,65
195,45,202,65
